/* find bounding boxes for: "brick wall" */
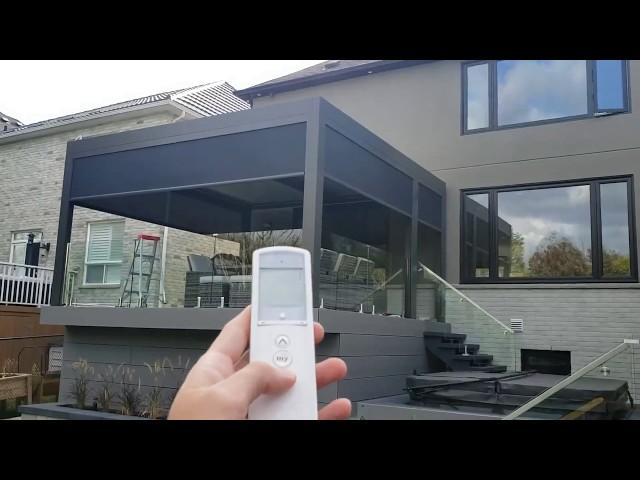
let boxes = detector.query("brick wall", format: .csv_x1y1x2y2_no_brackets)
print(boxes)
1,111,237,307
445,284,640,399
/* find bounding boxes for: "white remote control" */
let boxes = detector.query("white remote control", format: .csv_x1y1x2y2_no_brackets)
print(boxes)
248,246,318,420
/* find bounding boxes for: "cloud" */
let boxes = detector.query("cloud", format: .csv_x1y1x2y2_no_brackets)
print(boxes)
497,60,588,125
497,183,631,259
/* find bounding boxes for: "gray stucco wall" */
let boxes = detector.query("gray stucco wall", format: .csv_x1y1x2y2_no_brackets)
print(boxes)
252,62,640,404
252,60,640,283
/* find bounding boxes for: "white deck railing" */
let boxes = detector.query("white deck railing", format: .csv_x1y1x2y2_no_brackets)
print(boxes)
0,262,54,307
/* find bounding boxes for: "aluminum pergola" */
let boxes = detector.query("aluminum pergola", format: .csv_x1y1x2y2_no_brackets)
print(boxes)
52,97,445,317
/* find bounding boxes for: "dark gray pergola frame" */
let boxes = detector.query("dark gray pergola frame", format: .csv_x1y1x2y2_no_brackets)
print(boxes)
52,97,446,318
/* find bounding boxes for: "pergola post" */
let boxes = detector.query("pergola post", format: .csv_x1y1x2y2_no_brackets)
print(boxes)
301,100,326,308
51,146,76,306
406,180,419,319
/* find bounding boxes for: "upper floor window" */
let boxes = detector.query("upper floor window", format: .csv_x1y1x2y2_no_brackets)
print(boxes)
9,230,42,264
461,176,637,283
463,60,630,133
84,221,124,285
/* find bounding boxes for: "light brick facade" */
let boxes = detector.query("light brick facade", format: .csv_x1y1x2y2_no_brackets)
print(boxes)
0,110,239,307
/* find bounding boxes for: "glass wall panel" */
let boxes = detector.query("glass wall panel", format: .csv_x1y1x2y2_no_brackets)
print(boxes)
497,60,588,126
596,60,625,111
319,179,409,316
601,182,632,277
497,185,592,279
463,193,490,279
466,63,490,130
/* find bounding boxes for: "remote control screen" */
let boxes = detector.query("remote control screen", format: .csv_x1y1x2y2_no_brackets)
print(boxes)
259,267,306,320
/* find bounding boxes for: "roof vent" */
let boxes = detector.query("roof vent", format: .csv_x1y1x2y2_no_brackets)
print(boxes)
323,60,341,70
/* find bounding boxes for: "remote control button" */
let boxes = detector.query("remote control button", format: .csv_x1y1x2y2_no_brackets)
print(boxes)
279,312,286,319
273,350,292,367
275,335,290,347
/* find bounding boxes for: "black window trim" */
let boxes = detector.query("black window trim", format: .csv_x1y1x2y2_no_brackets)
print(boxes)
460,175,638,284
461,60,631,135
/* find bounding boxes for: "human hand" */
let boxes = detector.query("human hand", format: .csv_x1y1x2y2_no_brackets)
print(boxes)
168,306,351,420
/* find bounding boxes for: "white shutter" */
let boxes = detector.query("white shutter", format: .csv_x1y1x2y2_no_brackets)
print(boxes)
87,224,112,263
109,221,124,262
87,222,124,263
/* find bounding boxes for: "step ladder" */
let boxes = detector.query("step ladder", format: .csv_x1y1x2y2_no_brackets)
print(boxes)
118,234,160,308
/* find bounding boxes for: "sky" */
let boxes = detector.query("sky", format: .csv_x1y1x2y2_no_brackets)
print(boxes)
0,60,324,125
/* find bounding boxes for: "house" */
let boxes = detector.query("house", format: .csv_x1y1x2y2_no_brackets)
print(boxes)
0,111,23,132
23,60,640,419
235,60,640,383
0,82,248,308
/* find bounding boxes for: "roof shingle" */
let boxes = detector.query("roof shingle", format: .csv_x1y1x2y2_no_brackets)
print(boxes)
0,81,249,138
235,60,433,100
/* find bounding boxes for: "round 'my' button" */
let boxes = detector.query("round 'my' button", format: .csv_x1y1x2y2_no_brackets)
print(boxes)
273,350,292,367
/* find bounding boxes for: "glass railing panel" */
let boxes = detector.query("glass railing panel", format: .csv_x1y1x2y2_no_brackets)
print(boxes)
418,263,517,373
506,340,638,420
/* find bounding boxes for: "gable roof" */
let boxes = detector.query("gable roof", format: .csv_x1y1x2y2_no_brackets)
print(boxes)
0,111,23,133
0,81,249,141
235,60,434,101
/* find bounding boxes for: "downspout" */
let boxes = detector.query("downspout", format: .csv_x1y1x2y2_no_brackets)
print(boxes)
158,109,187,306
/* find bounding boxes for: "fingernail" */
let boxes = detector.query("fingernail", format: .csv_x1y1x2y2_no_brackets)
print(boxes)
281,369,296,382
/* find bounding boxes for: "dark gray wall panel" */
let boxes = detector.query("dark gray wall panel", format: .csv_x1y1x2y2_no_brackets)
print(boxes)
338,334,425,356
315,333,340,356
338,375,407,401
340,355,428,379
64,343,131,364
65,326,217,349
318,309,426,336
317,383,337,403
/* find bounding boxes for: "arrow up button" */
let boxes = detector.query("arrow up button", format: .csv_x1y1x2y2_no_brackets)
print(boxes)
275,335,290,347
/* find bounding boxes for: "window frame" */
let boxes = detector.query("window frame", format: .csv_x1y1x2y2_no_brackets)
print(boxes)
83,220,124,286
461,60,631,135
9,230,42,264
460,175,637,284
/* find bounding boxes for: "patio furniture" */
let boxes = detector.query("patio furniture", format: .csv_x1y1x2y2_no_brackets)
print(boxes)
229,275,252,308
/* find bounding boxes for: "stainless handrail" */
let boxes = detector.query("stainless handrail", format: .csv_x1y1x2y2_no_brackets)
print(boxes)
503,339,639,420
418,262,514,334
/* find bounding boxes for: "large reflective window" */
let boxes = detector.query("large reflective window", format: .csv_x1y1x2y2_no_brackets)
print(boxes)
497,185,592,279
497,60,588,126
466,63,490,130
463,193,490,279
601,182,632,277
464,60,629,132
596,60,626,111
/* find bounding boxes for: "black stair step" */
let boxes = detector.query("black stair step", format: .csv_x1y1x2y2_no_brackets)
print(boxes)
452,354,494,365
465,365,508,373
424,332,466,343
437,343,480,354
